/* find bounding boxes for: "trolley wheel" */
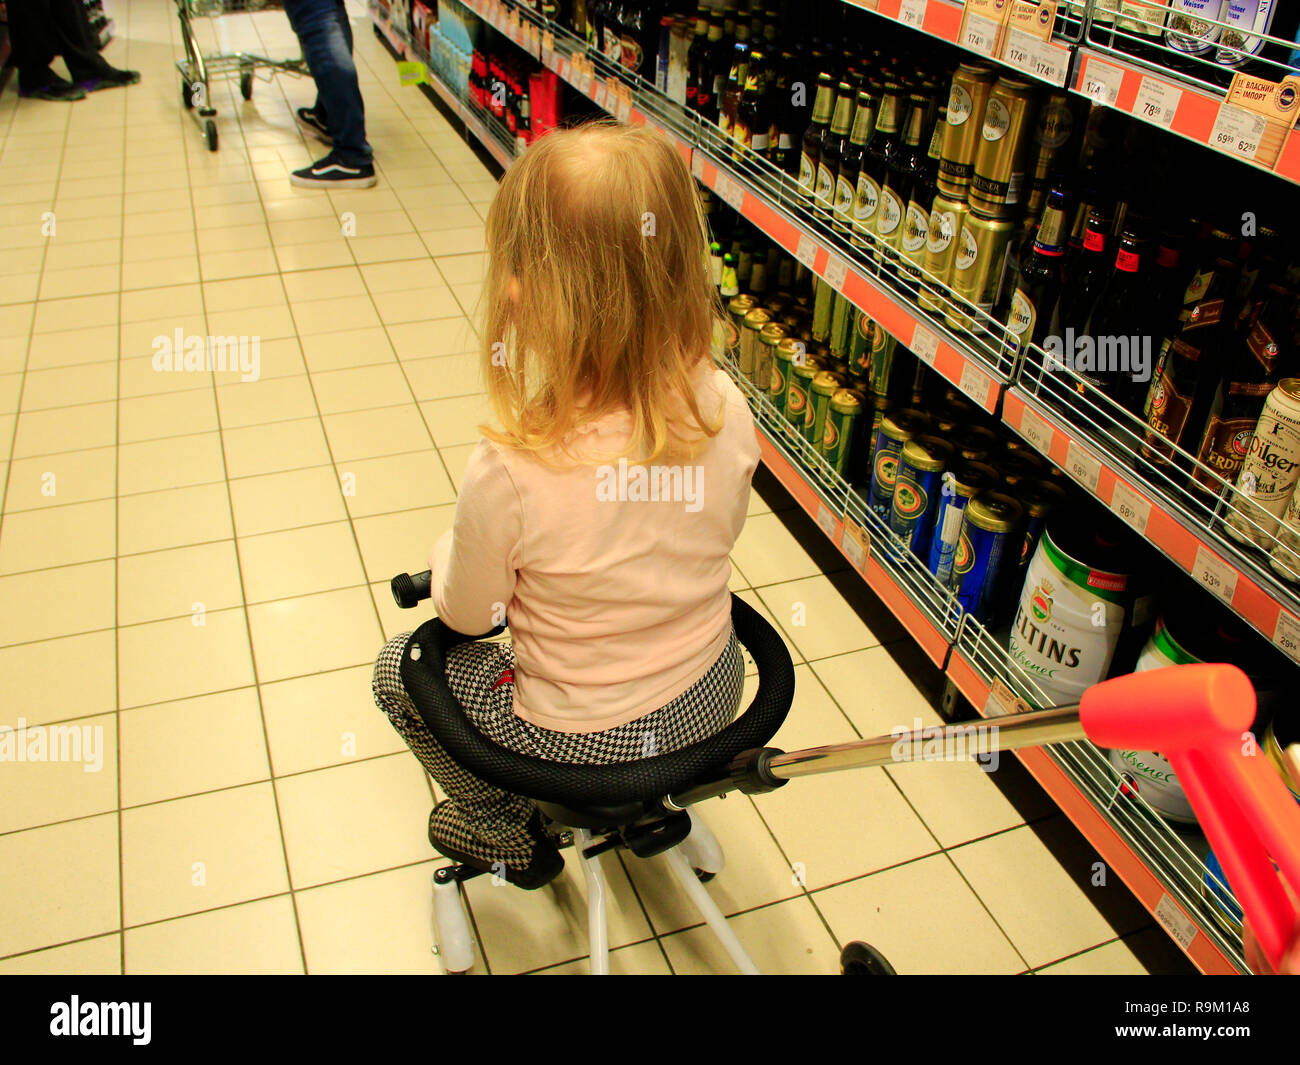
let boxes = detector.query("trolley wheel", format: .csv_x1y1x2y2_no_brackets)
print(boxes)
240,71,254,100
694,868,716,883
840,941,897,975
181,80,195,110
204,119,218,152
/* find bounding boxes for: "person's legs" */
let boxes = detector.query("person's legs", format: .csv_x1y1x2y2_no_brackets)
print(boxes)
43,0,138,88
283,0,372,166
5,0,80,97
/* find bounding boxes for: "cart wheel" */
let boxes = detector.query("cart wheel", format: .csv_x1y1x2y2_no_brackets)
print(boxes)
694,868,716,883
181,81,194,110
840,941,897,975
240,71,253,100
205,119,218,152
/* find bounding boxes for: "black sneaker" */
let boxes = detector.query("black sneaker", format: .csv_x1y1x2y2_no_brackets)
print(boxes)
290,152,377,189
20,78,86,102
295,107,333,145
78,68,142,93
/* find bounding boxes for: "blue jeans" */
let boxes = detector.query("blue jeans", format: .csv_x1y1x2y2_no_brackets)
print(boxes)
284,0,373,166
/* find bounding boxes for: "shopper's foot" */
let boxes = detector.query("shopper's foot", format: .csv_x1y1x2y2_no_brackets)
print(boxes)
289,152,377,189
428,800,564,890
78,67,141,92
295,107,333,145
19,76,86,102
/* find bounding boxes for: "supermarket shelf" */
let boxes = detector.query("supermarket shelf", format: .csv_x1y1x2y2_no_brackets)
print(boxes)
371,3,405,57
1072,46,1300,187
947,616,1246,974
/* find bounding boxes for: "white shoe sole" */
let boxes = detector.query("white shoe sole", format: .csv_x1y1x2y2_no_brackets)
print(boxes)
289,172,378,189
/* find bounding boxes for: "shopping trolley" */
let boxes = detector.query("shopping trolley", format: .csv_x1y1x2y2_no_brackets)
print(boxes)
175,0,309,151
391,567,1300,975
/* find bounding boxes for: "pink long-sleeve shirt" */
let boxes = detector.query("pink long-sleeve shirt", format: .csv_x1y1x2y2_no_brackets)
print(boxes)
431,366,759,733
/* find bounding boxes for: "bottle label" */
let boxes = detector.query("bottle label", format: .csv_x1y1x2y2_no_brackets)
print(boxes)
1247,321,1280,370
948,84,973,126
798,152,816,191
956,223,979,271
1183,268,1213,304
853,173,881,224
1008,288,1036,339
1196,413,1261,487
815,163,835,202
903,203,928,253
751,131,770,151
927,209,956,254
1156,245,1180,269
1083,228,1106,253
778,133,794,150
1116,248,1140,272
1035,101,1074,149
982,98,1011,143
1146,368,1194,446
834,174,855,217
877,189,903,236
1184,298,1224,330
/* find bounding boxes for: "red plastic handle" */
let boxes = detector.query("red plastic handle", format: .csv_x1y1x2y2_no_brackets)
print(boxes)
1080,664,1300,972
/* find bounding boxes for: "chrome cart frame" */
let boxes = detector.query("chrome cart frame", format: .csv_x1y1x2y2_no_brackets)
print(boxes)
175,0,309,151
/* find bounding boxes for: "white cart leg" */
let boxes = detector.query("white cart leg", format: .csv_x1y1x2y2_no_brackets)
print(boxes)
576,829,610,975
432,870,475,974
663,846,760,974
678,808,725,875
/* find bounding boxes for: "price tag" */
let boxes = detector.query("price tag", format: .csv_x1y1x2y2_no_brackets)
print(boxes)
795,232,818,269
1154,895,1198,953
1065,440,1101,493
898,0,927,29
1210,102,1268,163
614,91,632,124
842,520,870,572
983,676,1033,717
1002,30,1067,86
594,81,608,109
1192,544,1238,605
1273,610,1300,665
542,30,555,53
1081,58,1123,107
911,323,938,366
691,151,705,181
961,13,1000,57
1019,406,1052,455
559,56,571,82
816,503,839,539
716,173,745,211
1135,76,1180,129
959,362,992,409
1109,480,1151,535
823,253,847,290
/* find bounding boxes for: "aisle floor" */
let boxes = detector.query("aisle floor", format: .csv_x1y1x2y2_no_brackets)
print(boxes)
0,0,1194,974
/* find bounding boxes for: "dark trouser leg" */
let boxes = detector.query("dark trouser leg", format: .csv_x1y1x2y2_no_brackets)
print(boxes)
283,0,372,165
42,0,112,84
6,0,62,91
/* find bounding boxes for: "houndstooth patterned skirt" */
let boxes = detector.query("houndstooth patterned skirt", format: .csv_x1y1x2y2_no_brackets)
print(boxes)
372,628,744,863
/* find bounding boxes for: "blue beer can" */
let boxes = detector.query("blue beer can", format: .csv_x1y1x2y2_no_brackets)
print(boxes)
890,436,954,559
954,491,1024,623
928,461,998,585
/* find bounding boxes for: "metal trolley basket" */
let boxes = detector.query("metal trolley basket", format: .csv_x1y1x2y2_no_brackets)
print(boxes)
175,0,309,151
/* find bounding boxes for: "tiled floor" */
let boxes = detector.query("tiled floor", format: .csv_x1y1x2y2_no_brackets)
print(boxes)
0,0,1195,975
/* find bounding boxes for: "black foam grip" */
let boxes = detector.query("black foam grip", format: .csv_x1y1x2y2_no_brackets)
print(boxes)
391,570,432,609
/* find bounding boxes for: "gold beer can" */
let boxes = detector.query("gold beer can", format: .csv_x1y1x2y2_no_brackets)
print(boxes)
937,63,997,202
945,212,1016,335
1226,378,1300,549
918,193,970,315
785,354,823,436
970,76,1037,220
739,307,772,382
846,307,873,379
755,321,788,394
726,294,757,364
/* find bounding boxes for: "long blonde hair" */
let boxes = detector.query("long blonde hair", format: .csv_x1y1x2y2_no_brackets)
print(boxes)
479,120,726,463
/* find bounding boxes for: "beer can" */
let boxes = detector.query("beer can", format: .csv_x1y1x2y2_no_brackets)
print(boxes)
770,337,799,422
971,76,1036,220
829,290,855,361
997,448,1049,490
785,355,823,437
726,294,756,363
918,193,970,315
1269,482,1300,584
891,435,955,559
868,323,898,397
808,370,843,447
739,307,773,382
812,275,835,343
955,491,1024,623
1226,379,1300,549
822,387,864,479
847,307,874,379
928,460,998,584
945,213,1016,334
938,63,997,202
866,408,930,520
861,393,892,484
756,321,788,394
952,424,1000,463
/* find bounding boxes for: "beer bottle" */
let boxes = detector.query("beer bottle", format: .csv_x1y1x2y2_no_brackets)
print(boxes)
900,101,943,285
686,8,712,116
798,74,835,199
853,79,903,253
1143,255,1241,459
1006,185,1069,363
1051,206,1111,337
1116,0,1168,61
710,5,736,121
709,240,724,291
735,49,771,157
877,92,926,269
833,90,873,236
814,82,855,209
721,253,740,298
769,51,800,175
1083,229,1151,413
718,24,751,140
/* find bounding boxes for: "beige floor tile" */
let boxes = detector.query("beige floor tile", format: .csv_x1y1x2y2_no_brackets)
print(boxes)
215,374,319,429
732,511,839,587
120,782,290,926
387,315,477,359
118,483,234,555
416,393,492,448
196,223,276,256
350,505,455,585
0,934,122,975
270,216,351,246
39,265,122,300
119,688,270,808
734,588,804,669
124,896,303,975
260,664,407,777
754,576,887,660
0,497,115,575
280,266,366,303
121,208,193,238
228,466,347,536
238,522,367,604
947,820,1152,970
440,442,477,492
0,560,115,645
660,896,843,975
321,403,434,462
407,204,483,233
813,854,1027,974
0,630,116,729
122,255,202,291
118,431,226,495
116,540,244,625
117,608,255,709
0,302,35,338
200,247,279,281
338,450,456,518
1036,927,1193,975
43,237,121,271
0,814,120,958
193,201,266,231
203,275,289,313
465,848,654,974
221,417,331,479
373,286,463,325
360,258,444,294
810,644,944,738
421,225,486,257
120,314,207,362
532,939,671,976
118,388,220,443
296,863,467,974
311,363,413,415
300,326,396,372
122,230,197,265
291,294,381,336
246,585,382,682
120,283,205,323
348,233,429,265
206,302,299,343
0,713,117,833
274,754,433,889
275,238,356,273
19,361,118,412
